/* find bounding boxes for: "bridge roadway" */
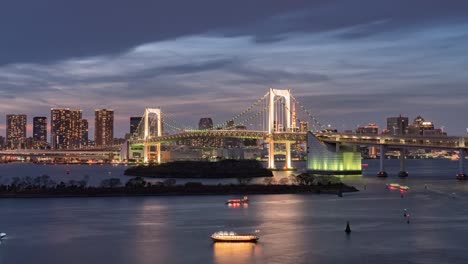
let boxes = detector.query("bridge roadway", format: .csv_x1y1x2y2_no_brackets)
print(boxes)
131,130,468,150
1,132,466,158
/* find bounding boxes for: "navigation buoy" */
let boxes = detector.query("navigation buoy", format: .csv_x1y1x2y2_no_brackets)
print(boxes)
345,221,351,234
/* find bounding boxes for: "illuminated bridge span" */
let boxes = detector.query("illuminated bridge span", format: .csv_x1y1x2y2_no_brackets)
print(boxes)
127,88,468,177
128,88,322,169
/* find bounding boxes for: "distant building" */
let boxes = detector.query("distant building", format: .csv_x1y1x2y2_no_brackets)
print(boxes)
386,115,408,135
198,117,213,130
130,117,142,134
356,123,379,135
407,116,445,136
226,120,235,130
33,116,48,149
6,114,27,149
51,108,83,149
299,121,309,132
95,109,114,147
82,119,89,147
0,136,5,150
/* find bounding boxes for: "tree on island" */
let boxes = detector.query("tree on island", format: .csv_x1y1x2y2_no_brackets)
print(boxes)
236,177,253,185
126,176,147,188
100,178,122,188
278,177,289,185
263,178,277,185
163,179,176,187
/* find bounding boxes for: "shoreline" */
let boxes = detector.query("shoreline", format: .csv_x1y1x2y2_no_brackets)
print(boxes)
0,184,358,198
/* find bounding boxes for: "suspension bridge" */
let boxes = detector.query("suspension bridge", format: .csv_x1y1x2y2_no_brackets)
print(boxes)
125,88,468,177
126,88,317,169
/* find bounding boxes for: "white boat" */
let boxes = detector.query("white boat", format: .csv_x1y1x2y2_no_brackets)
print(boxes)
0,233,6,239
211,231,259,242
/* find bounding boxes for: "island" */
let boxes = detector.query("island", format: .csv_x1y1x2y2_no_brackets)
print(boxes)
124,160,274,178
0,173,358,198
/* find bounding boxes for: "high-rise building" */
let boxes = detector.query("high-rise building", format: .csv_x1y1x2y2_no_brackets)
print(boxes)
95,109,114,147
386,115,408,135
0,136,5,150
82,119,89,146
130,117,142,134
33,116,47,149
291,102,297,131
356,123,379,135
51,108,83,149
299,121,309,132
6,114,27,149
198,117,213,130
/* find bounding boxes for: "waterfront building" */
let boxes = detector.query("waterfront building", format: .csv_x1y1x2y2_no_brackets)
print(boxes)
198,118,213,130
0,136,5,150
6,114,27,149
386,115,408,135
299,121,309,132
51,108,83,149
33,116,47,149
82,119,89,147
130,117,142,134
291,102,297,132
407,116,445,136
356,123,379,135
95,109,114,147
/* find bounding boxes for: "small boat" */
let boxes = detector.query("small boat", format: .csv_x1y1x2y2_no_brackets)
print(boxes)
226,196,249,205
399,185,410,191
211,231,259,242
0,233,6,239
387,183,400,189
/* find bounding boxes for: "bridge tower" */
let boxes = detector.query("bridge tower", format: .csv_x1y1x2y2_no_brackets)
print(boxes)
267,88,293,169
143,108,162,163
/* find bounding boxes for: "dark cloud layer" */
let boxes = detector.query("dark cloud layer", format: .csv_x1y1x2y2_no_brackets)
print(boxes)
2,0,468,65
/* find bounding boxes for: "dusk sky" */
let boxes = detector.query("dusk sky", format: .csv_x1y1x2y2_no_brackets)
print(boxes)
1,0,468,137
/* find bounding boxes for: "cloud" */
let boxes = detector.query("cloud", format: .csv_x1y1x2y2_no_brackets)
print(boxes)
0,3,468,136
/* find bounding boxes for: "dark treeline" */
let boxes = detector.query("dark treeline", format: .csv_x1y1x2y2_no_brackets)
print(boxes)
0,174,358,198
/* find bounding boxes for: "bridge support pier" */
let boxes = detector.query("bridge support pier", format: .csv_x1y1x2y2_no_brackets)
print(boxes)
377,145,388,177
457,148,467,180
268,139,275,169
156,143,161,164
285,141,292,169
143,143,148,163
398,149,408,178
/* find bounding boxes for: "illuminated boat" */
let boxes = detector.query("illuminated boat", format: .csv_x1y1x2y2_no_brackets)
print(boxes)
226,196,249,205
399,185,410,191
387,183,400,189
0,233,6,239
211,231,259,243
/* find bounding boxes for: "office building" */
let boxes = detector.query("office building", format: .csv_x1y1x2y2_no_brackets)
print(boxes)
82,119,89,146
386,115,409,135
198,117,213,130
6,114,27,149
51,108,83,149
33,116,48,149
95,109,114,147
356,123,379,135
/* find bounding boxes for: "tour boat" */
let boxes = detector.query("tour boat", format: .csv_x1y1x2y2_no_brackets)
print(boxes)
211,231,259,242
387,183,400,189
399,185,410,191
0,233,6,239
226,196,249,205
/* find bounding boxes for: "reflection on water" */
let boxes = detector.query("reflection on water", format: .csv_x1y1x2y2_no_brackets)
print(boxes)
212,242,261,264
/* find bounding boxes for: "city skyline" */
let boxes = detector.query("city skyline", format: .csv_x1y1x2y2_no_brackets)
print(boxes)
1,1,468,136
